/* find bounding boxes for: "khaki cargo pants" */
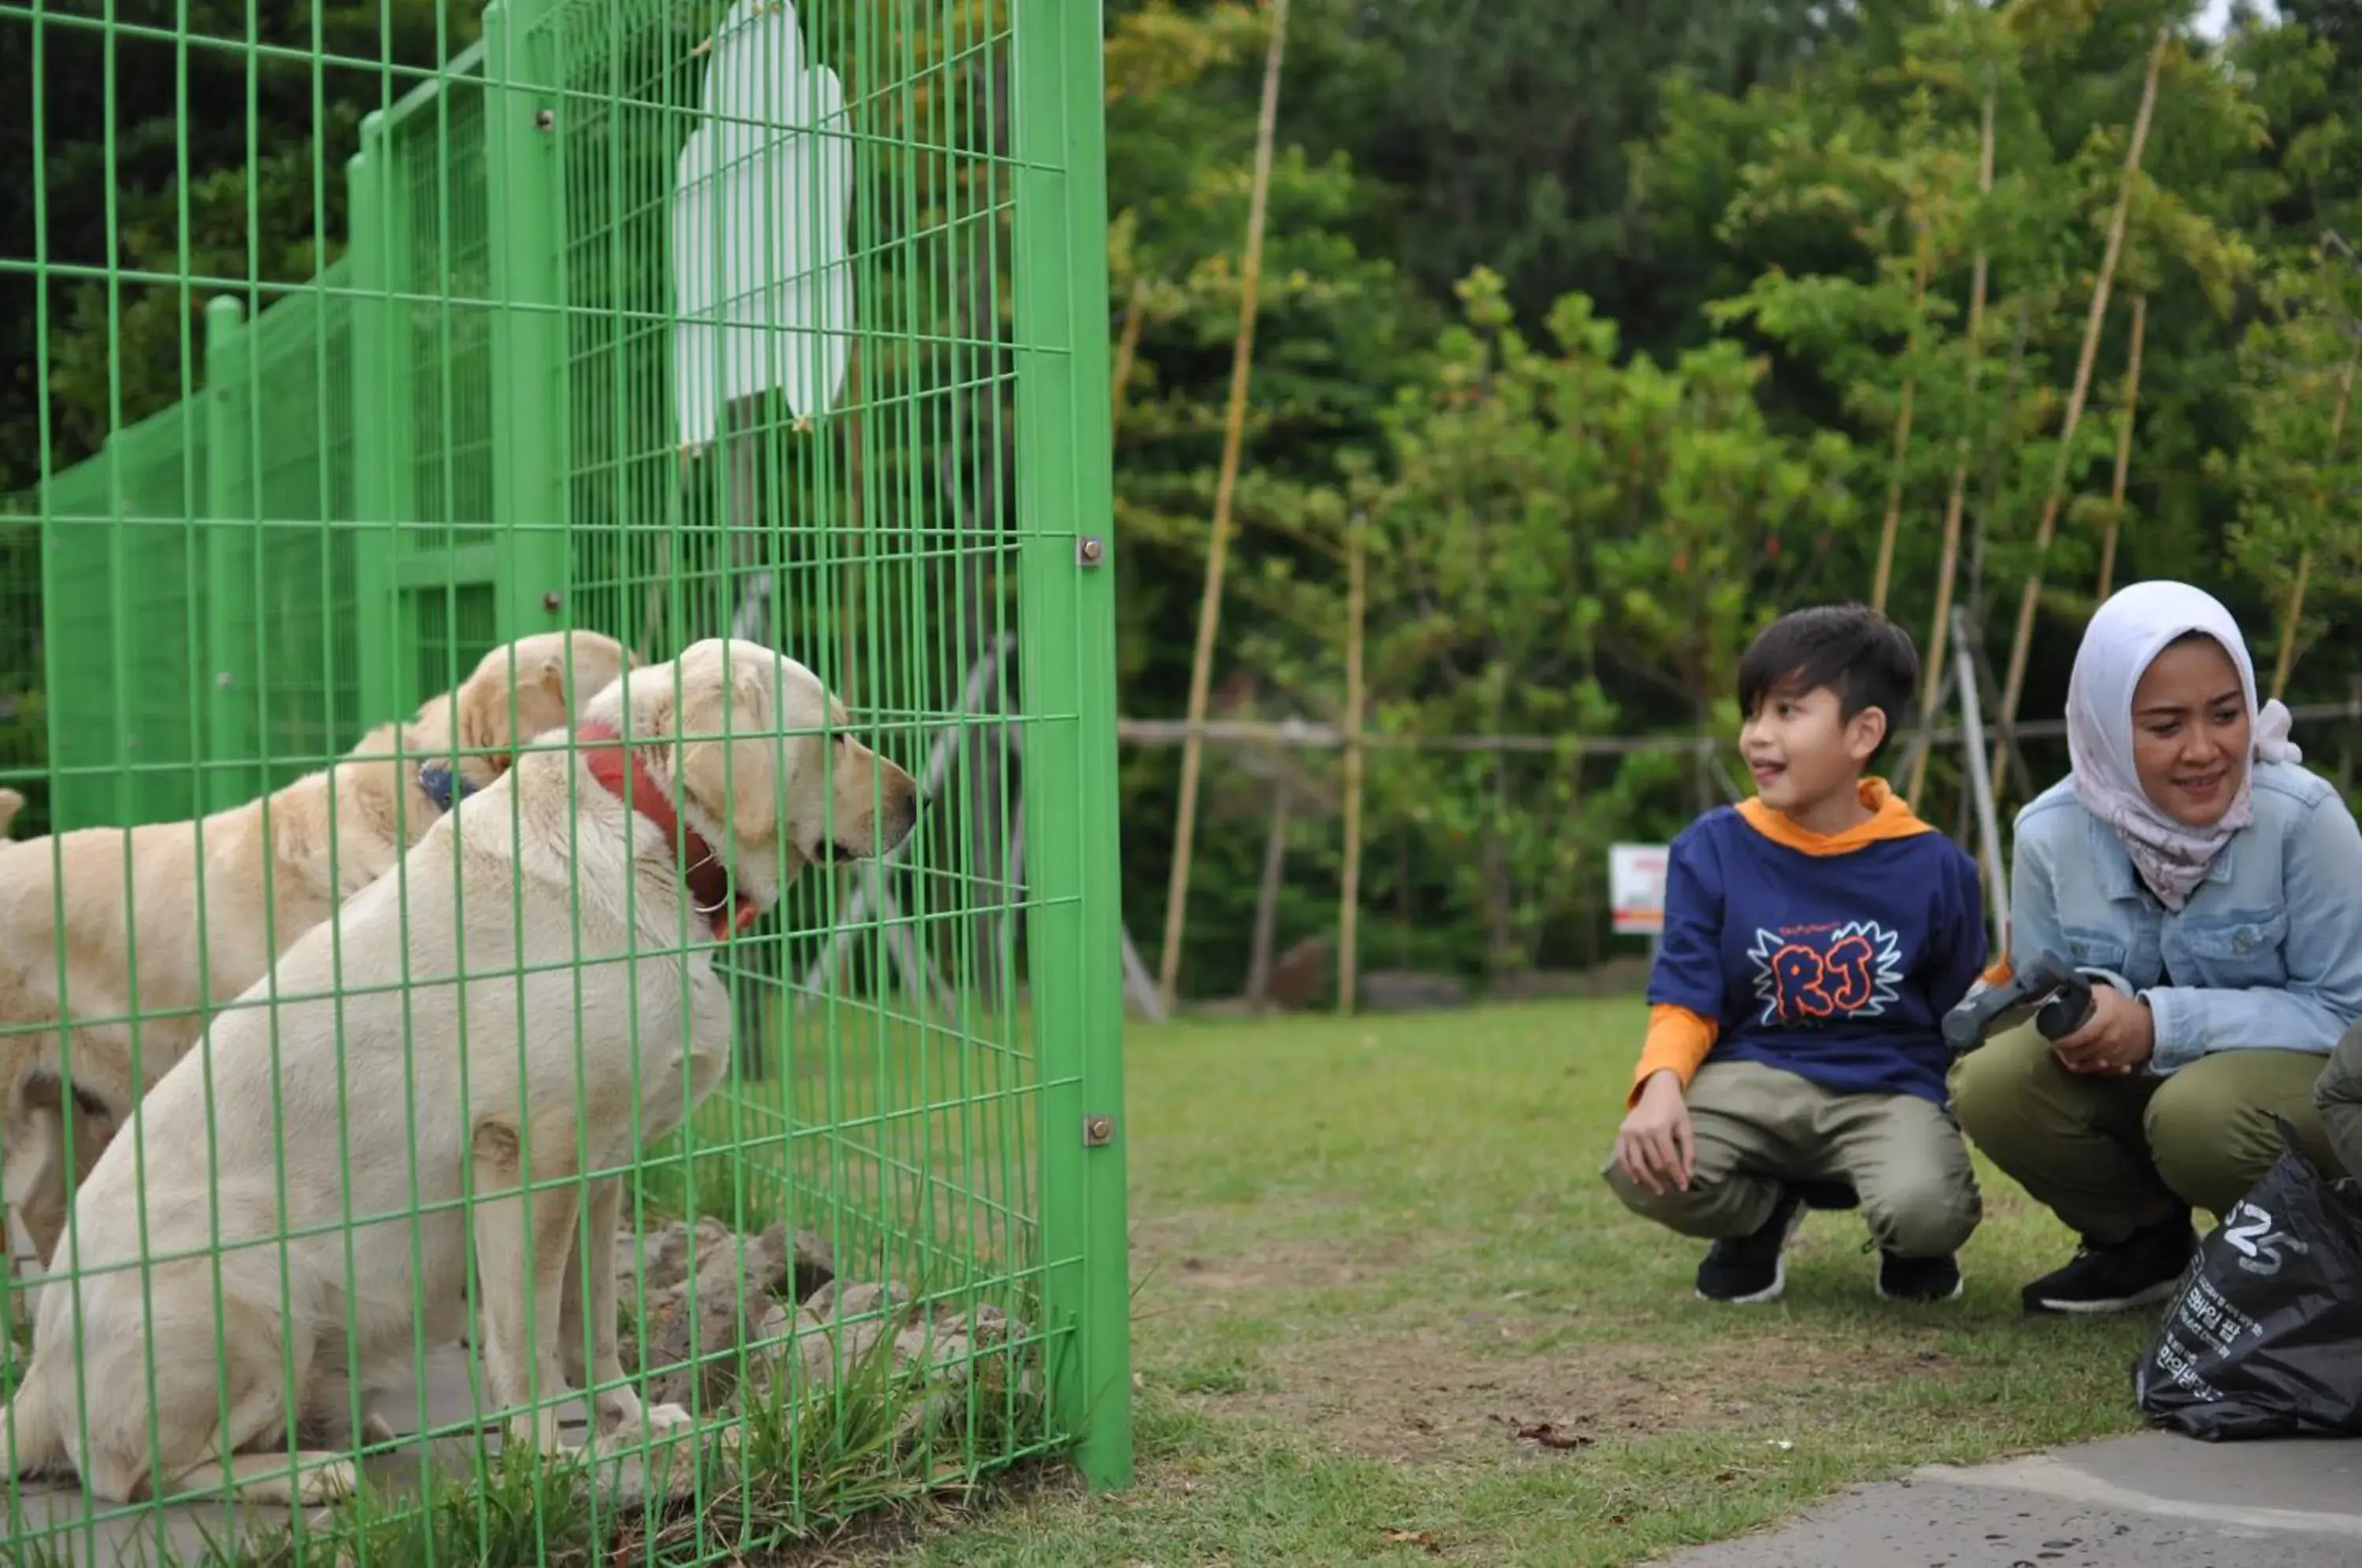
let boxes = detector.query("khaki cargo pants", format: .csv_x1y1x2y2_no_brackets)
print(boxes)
1952,1022,2347,1242
1601,1059,1983,1259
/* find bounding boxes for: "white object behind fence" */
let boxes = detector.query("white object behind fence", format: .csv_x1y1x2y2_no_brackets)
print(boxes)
672,0,853,451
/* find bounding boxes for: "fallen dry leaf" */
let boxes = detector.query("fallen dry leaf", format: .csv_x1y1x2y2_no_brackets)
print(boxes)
1512,1420,1591,1451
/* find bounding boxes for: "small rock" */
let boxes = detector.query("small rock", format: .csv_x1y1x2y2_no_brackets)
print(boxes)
804,1278,913,1321
619,1216,830,1411
620,1215,834,1306
750,1300,794,1344
786,1315,889,1386
773,1222,835,1303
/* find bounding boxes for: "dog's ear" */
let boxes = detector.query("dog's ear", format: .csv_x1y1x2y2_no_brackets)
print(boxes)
457,647,571,760
455,634,631,762
0,786,22,837
676,652,781,845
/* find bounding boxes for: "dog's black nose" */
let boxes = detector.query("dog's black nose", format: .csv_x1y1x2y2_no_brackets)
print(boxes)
887,794,920,851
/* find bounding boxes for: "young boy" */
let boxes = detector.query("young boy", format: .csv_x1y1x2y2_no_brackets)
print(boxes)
1605,604,1988,1304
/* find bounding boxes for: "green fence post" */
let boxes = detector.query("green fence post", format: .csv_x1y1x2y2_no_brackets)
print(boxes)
485,0,570,642
1009,0,1132,1492
202,295,259,811
348,115,403,727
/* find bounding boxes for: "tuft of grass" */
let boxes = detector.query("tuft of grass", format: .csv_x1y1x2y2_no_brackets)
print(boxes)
194,1303,1055,1568
1,1261,1051,1567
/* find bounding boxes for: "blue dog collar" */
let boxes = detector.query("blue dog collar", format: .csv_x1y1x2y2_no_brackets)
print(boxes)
416,760,478,814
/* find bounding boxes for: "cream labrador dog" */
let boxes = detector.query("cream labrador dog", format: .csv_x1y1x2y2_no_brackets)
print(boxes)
0,630,634,1266
0,638,919,1507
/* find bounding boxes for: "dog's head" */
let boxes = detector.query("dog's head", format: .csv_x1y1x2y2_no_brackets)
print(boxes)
425,631,637,793
585,638,920,923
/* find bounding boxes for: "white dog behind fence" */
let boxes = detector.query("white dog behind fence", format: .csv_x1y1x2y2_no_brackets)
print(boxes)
0,638,919,1507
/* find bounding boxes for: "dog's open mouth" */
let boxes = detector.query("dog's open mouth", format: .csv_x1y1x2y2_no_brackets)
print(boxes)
683,850,763,940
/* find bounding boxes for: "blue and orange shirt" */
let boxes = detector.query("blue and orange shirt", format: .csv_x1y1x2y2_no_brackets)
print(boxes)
1628,778,1988,1108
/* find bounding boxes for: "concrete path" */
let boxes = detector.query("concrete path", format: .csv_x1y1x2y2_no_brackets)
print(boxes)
1657,1431,2362,1567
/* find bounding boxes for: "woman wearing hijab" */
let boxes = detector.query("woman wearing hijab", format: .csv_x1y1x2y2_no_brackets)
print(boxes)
1949,580,2362,1316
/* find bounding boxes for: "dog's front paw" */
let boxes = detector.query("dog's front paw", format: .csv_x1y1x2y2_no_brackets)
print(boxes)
297,1459,361,1507
592,1383,645,1436
643,1401,696,1437
503,1404,568,1459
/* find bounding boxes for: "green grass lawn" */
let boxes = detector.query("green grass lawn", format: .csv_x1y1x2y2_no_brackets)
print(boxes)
878,996,2160,1566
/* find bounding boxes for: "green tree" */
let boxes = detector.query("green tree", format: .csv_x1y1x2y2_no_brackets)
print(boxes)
1253,271,1861,976
0,2,477,492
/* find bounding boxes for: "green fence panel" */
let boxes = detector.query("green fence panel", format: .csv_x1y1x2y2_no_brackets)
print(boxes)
202,272,365,805
28,404,212,830
6,0,1129,1555
536,0,1131,1485
106,406,209,827
383,46,506,708
32,459,118,831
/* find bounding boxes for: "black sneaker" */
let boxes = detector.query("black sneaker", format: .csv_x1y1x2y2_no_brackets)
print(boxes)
1695,1189,1808,1304
2022,1215,2197,1315
1877,1249,1964,1303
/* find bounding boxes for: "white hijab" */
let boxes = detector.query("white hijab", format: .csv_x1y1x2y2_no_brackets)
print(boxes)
2065,580,2301,911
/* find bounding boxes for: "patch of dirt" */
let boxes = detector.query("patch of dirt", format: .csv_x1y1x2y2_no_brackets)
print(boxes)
1156,1241,1379,1295
1134,1216,1964,1468
1224,1331,1958,1466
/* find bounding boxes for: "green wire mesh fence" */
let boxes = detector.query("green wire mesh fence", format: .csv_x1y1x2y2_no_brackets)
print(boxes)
0,0,1127,1561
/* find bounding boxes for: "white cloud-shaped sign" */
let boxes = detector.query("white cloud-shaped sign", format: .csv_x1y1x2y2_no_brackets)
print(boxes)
672,0,853,451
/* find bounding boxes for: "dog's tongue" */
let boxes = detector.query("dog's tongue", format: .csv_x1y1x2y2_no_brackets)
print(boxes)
682,856,760,941
680,850,761,935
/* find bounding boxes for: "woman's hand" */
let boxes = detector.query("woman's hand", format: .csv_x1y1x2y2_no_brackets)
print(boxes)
1616,1070,1696,1195
2049,985,2156,1076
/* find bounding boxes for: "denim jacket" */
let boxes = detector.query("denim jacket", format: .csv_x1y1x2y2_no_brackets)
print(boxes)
2008,760,2362,1076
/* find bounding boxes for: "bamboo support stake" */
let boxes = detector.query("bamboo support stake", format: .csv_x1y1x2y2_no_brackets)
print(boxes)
2094,295,2146,602
1157,0,1291,1010
2273,553,2316,702
1110,276,1148,435
2271,345,2361,700
1338,508,1367,1018
1907,87,1996,808
1244,766,1294,1008
1990,25,2169,790
1871,217,1935,614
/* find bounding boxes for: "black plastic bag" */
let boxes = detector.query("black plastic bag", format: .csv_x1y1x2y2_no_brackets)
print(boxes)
2134,1121,2362,1440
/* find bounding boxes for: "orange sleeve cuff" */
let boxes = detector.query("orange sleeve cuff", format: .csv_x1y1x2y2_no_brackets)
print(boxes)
1628,1004,1718,1108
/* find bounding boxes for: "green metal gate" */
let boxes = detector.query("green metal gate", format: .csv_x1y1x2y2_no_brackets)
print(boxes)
6,0,1127,1558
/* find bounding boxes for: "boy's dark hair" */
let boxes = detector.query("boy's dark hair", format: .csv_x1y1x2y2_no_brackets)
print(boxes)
1735,603,1920,762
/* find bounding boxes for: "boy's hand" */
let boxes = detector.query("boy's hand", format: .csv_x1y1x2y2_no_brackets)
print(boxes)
1616,1070,1695,1195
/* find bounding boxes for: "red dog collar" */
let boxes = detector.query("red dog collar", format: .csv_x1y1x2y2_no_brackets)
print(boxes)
574,720,760,941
